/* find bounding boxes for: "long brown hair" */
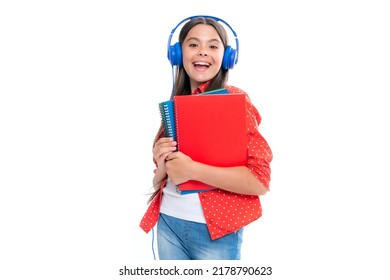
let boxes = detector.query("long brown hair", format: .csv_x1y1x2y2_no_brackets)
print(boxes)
148,17,231,203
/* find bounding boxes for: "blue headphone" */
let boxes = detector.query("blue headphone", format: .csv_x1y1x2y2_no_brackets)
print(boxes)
167,15,239,70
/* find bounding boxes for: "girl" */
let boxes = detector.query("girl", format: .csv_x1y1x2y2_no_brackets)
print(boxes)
140,16,273,260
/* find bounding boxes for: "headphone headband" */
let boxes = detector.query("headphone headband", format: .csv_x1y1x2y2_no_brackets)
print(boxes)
167,15,239,70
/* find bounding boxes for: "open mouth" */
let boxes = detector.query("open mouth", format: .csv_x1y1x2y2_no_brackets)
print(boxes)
193,61,211,68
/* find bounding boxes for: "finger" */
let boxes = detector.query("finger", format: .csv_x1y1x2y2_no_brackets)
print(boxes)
166,151,180,161
154,145,175,157
160,151,173,161
156,142,177,150
156,137,176,146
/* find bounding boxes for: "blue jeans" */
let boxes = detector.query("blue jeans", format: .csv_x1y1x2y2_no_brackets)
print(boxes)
157,213,243,260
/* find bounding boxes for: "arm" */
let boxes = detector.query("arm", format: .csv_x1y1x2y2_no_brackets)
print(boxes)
193,163,268,195
165,152,268,196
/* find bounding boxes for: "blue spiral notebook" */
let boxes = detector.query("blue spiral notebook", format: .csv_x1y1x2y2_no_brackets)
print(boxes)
158,100,177,141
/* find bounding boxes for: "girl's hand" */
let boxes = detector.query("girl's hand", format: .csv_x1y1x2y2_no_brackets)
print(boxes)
165,152,195,185
153,137,177,173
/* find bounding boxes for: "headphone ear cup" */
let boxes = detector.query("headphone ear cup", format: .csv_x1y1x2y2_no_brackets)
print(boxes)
222,45,237,70
168,42,182,67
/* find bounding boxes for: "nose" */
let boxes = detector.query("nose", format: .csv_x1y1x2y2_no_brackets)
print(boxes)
197,46,208,56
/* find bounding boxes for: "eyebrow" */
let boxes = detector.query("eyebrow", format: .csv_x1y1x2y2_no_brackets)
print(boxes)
185,37,222,44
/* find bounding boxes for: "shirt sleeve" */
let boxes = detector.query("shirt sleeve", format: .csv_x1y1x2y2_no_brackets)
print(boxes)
245,95,273,190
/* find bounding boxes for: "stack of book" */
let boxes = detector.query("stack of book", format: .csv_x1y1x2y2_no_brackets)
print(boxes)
159,88,247,194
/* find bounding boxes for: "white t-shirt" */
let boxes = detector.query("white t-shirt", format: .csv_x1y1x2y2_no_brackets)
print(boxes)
160,178,206,224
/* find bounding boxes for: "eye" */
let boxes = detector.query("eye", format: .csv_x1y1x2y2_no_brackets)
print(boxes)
189,43,198,48
209,45,219,50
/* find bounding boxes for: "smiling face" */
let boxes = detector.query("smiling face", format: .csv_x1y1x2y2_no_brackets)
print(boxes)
181,24,225,93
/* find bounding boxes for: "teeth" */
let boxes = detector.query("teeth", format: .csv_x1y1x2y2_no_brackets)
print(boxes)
194,62,209,66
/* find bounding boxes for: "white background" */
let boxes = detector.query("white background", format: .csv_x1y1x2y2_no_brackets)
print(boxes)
1,0,389,279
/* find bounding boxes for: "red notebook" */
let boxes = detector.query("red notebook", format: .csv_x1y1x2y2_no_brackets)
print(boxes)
174,93,247,193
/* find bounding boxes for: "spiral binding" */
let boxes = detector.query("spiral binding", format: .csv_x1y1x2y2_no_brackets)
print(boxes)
158,101,177,141
174,98,180,151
